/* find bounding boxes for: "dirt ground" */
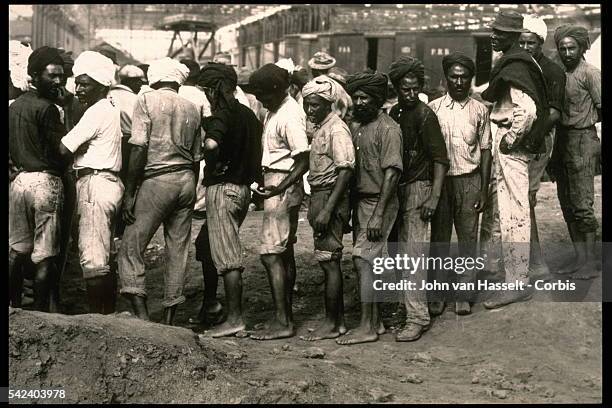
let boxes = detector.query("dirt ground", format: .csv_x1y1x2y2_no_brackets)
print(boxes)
8,178,602,404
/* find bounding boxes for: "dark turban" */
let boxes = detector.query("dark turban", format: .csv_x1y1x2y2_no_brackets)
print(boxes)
554,25,591,51
27,46,64,77
198,62,238,89
388,56,425,87
346,72,389,103
247,63,290,95
442,52,475,77
180,59,201,83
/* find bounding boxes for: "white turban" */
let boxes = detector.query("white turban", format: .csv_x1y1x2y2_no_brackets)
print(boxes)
73,51,115,87
523,14,548,42
302,76,337,103
9,40,32,91
275,58,296,74
147,57,190,86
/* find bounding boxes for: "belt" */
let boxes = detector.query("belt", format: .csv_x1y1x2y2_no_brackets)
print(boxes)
262,167,291,174
74,168,119,180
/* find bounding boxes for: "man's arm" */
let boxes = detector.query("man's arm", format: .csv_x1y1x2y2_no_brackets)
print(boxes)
500,87,537,151
368,167,401,242
475,149,492,212
121,144,147,225
420,111,449,220
256,151,309,198
312,168,352,234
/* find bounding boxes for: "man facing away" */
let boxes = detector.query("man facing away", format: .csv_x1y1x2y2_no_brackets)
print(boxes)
299,77,355,341
194,63,263,337
58,51,123,314
427,52,492,317
118,58,202,325
248,63,310,340
387,57,449,341
481,11,549,309
9,46,66,312
519,15,566,282
337,72,403,345
551,25,601,279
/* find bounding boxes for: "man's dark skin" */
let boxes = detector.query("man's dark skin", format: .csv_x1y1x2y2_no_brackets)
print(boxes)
337,89,400,345
8,63,64,313
120,76,145,95
58,74,117,315
299,94,351,341
121,81,195,325
251,88,309,340
519,32,563,278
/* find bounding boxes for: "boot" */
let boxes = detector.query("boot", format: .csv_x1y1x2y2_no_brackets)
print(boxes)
163,305,177,326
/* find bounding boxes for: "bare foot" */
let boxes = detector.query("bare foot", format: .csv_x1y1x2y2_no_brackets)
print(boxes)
206,320,247,338
335,326,378,345
250,319,295,340
376,321,386,335
556,259,580,275
571,263,600,280
300,321,347,341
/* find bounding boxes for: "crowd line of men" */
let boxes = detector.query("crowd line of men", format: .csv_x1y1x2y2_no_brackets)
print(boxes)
8,11,601,344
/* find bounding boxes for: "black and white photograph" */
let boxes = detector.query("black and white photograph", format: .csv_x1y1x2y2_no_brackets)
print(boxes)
7,3,603,404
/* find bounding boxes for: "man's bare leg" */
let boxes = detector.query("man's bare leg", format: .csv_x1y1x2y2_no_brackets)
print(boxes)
8,249,24,308
337,257,378,345
302,259,347,341
208,270,247,337
125,293,149,321
282,244,297,315
33,258,57,312
251,254,295,340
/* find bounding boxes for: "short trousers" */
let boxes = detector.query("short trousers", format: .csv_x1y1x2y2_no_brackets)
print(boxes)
308,188,350,262
352,196,399,263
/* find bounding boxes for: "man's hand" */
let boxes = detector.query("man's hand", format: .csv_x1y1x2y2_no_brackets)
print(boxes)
474,190,488,213
253,184,279,199
419,195,439,222
499,134,514,154
122,193,137,225
367,212,383,242
313,208,332,235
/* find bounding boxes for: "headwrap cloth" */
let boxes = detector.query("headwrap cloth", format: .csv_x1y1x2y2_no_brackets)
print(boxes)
198,62,238,109
442,52,475,77
72,51,115,87
346,72,389,105
27,46,64,77
554,25,591,51
148,57,190,86
302,75,338,103
388,56,425,87
248,63,290,95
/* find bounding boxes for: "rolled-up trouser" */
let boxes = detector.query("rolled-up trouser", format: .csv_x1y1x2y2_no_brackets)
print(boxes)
9,171,63,264
76,172,124,279
118,169,196,307
494,126,534,285
308,188,350,262
430,171,480,301
260,171,304,255
555,126,599,233
195,182,250,274
398,180,431,327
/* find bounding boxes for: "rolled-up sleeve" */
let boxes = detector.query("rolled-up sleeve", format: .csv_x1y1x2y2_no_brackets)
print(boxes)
331,127,355,171
285,114,310,157
506,86,537,146
128,95,151,147
379,123,403,172
61,108,98,153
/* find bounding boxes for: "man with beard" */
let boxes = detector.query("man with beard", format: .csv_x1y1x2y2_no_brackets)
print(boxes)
336,72,403,345
193,63,263,337
428,53,491,317
299,78,355,341
118,58,200,325
519,15,566,282
387,57,448,341
9,46,66,312
58,51,123,314
551,25,601,279
481,11,548,309
247,63,310,340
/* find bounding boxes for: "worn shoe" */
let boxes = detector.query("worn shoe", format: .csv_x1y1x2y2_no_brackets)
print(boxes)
455,301,471,315
483,289,533,310
428,301,446,316
395,323,430,342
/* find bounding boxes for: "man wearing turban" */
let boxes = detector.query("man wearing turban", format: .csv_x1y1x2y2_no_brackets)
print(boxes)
481,11,548,309
299,78,355,342
9,46,66,312
117,57,202,325
56,50,123,315
552,25,601,279
246,63,310,341
387,57,449,341
427,52,492,317
190,62,263,337
519,15,567,283
335,72,403,346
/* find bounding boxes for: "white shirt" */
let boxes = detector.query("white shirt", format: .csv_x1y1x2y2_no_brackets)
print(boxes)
490,86,537,147
61,98,122,172
179,85,212,118
261,95,309,171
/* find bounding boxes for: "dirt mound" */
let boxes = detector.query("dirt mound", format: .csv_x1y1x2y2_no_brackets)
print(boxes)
8,308,243,404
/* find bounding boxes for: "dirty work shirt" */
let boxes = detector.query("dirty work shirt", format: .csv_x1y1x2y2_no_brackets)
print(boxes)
261,95,309,171
389,100,448,184
349,111,403,195
307,111,355,188
428,94,491,176
179,84,212,119
109,84,138,138
129,87,202,179
8,90,66,174
561,59,601,129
